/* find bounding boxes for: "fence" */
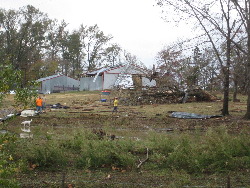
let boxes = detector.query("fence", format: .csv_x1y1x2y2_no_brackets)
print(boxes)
53,86,79,93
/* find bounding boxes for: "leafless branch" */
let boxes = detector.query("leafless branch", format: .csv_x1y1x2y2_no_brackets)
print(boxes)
137,148,149,169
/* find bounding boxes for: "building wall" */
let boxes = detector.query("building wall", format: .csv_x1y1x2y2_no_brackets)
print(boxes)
103,73,119,89
80,65,155,91
40,75,80,93
80,76,103,91
79,74,156,91
65,76,80,89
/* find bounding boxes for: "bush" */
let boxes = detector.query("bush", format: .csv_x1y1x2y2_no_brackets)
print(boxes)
26,141,67,170
0,134,21,187
77,139,136,169
195,127,250,172
61,131,99,152
147,126,250,173
4,125,250,175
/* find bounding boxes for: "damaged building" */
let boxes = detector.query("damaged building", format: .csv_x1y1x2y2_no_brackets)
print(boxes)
80,65,156,91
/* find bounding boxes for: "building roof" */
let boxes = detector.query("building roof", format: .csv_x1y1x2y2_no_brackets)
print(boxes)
36,74,63,82
87,65,147,76
87,67,112,75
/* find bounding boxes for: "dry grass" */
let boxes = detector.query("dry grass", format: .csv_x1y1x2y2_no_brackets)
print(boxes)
1,91,250,187
1,90,248,119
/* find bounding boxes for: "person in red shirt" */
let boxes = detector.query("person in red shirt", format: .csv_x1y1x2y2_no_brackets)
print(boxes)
36,96,43,113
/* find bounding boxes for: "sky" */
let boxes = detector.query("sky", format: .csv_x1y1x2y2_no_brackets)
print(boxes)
0,0,193,68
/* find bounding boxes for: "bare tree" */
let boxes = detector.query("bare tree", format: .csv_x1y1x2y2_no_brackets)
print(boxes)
231,0,250,119
157,0,242,116
79,24,113,71
103,43,122,67
155,45,186,90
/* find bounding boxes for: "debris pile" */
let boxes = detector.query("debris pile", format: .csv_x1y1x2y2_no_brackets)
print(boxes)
116,87,218,106
49,103,70,109
186,88,218,102
20,110,36,117
0,108,19,122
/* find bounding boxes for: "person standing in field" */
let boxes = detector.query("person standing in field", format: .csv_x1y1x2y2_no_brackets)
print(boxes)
36,96,43,113
112,97,119,113
42,94,46,112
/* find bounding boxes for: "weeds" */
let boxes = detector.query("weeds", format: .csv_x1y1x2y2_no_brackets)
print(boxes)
1,122,250,187
0,134,22,187
147,126,250,174
1,91,250,187
4,125,248,175
76,139,136,169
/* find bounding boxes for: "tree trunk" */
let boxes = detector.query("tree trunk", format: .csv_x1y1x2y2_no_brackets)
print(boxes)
244,5,250,119
233,79,238,102
222,69,230,115
244,60,250,118
245,95,250,119
222,15,231,116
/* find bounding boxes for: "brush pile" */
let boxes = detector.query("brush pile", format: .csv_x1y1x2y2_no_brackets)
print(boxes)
117,87,218,106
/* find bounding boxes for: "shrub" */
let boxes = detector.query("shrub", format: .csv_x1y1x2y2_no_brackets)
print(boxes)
195,127,250,172
161,136,198,173
0,134,21,187
77,139,136,169
26,141,67,170
148,126,250,173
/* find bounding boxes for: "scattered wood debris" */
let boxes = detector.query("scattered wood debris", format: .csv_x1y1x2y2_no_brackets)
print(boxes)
114,87,217,106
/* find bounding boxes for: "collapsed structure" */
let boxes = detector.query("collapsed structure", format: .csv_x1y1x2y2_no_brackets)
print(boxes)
35,65,217,105
114,87,218,106
80,64,156,91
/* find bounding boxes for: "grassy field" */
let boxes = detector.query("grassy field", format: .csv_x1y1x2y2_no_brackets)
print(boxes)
1,91,250,187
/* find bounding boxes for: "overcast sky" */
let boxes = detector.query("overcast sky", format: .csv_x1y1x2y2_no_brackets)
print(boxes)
1,0,193,68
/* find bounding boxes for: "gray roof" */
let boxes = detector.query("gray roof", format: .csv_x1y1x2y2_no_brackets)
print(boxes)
36,74,63,82
87,67,110,75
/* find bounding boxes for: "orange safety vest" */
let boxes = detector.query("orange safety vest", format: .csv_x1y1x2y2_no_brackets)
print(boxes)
36,98,43,107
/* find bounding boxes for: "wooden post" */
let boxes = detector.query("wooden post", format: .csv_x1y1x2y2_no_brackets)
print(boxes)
227,176,231,188
61,172,66,188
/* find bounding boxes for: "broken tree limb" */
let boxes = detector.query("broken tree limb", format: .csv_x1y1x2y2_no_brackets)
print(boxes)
137,148,149,169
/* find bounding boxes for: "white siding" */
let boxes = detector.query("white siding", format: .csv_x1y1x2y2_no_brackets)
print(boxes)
80,76,103,91
103,73,119,89
142,77,156,87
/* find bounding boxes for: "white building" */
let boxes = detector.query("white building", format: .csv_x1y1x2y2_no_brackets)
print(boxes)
80,65,156,91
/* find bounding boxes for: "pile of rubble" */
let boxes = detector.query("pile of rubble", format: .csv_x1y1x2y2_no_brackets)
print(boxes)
117,87,218,106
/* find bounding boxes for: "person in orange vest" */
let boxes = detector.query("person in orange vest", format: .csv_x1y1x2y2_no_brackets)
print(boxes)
36,96,43,113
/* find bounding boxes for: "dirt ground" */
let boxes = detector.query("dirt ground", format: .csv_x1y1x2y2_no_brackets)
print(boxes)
1,91,250,187
3,91,250,134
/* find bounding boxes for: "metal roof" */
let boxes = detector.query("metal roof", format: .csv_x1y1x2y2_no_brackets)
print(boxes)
86,65,147,75
36,74,63,82
87,67,110,75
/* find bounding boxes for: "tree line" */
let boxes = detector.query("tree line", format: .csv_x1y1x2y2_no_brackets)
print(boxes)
1,2,250,119
156,0,250,119
0,5,144,84
0,5,146,107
